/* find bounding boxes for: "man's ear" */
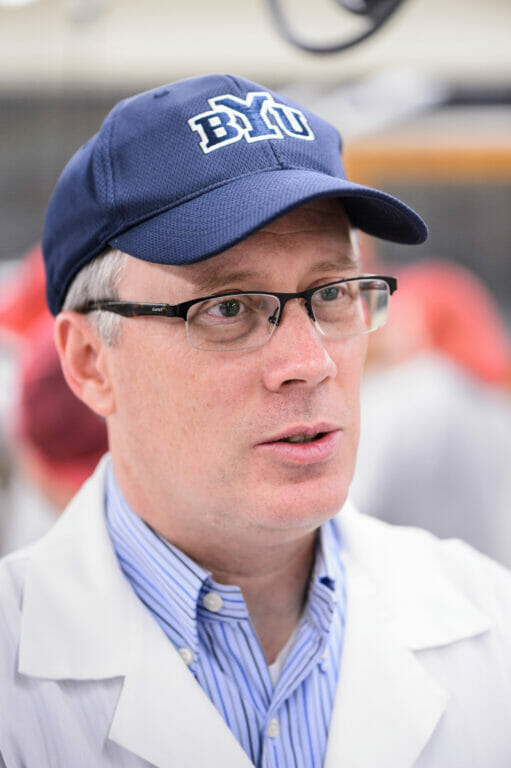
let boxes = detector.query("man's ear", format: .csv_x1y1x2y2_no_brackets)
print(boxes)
54,312,115,418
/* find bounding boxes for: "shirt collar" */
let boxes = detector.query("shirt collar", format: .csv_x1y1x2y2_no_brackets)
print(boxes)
105,462,207,654
304,517,345,635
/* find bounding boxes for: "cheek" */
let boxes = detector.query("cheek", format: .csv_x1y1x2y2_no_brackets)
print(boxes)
334,335,367,394
333,337,366,443
184,356,253,430
107,330,182,431
114,336,252,441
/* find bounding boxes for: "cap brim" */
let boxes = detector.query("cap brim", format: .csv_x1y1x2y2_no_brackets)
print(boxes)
110,169,427,266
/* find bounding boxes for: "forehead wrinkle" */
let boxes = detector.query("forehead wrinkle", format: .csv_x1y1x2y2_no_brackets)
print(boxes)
310,256,359,274
187,268,263,296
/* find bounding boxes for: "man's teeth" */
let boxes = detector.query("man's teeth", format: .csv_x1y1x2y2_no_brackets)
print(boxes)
282,433,321,444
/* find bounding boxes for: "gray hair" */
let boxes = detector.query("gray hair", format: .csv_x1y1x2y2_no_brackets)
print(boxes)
62,248,128,345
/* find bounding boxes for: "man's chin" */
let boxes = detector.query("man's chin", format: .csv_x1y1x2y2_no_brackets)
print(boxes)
250,477,350,532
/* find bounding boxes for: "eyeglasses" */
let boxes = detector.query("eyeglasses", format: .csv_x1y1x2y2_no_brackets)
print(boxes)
79,275,397,352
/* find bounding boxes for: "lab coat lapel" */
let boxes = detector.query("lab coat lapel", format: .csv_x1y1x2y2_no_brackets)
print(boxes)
108,594,255,768
324,558,448,768
324,506,490,768
19,458,254,768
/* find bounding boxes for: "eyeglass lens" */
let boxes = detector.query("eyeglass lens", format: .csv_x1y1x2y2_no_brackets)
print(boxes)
186,279,390,351
186,293,279,351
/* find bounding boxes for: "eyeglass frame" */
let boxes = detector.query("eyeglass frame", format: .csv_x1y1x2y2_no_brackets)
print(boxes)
76,275,397,349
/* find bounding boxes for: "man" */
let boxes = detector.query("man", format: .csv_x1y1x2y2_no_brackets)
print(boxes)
0,74,510,768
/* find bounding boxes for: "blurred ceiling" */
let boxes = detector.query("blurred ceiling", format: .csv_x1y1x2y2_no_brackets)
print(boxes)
1,0,510,92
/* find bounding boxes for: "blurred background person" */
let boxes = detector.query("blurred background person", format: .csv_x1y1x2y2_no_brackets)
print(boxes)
351,256,511,567
0,245,108,555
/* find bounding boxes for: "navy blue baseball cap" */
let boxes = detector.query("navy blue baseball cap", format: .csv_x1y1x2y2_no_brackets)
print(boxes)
43,73,427,315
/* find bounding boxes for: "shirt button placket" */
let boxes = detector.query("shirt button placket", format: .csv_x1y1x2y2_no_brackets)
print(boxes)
267,717,280,739
203,592,223,612
262,717,281,768
178,647,194,666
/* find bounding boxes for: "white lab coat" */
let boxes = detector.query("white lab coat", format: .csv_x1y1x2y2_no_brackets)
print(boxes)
1,457,511,768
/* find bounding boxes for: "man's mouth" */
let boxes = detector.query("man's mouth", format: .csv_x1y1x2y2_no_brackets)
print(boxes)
260,423,339,446
278,433,325,444
255,425,341,465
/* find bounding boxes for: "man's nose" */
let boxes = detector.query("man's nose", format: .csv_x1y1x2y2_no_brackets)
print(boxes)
261,299,338,392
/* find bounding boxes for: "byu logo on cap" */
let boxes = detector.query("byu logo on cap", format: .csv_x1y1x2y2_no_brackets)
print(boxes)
188,91,315,154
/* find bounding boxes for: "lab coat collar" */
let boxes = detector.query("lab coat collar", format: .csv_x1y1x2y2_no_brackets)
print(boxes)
337,502,490,651
18,460,490,768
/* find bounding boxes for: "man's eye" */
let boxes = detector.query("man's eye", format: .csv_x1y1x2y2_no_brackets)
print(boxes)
318,286,341,301
215,299,242,318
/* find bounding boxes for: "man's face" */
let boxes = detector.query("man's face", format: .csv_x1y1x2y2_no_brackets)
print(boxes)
105,199,367,544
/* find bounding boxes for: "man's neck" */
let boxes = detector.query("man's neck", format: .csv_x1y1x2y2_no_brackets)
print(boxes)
205,533,316,664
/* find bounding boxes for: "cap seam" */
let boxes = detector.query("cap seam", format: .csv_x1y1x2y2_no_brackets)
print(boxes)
225,73,286,171
103,106,121,228
266,138,287,170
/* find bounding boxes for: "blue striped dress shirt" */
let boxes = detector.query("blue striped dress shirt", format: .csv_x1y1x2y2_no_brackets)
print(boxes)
105,463,346,768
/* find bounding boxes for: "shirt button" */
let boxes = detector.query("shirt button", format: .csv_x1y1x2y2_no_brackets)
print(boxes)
178,647,194,666
267,718,280,739
203,592,223,612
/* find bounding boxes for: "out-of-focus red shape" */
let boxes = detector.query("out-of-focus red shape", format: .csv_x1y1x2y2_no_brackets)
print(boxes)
16,311,108,491
370,257,511,388
396,260,511,386
0,244,108,501
0,244,48,336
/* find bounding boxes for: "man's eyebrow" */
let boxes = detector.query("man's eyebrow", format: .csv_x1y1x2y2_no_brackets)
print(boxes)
310,256,360,274
191,255,359,296
191,270,263,295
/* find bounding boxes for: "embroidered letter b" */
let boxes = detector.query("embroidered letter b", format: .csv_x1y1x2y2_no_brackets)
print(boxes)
188,110,243,154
